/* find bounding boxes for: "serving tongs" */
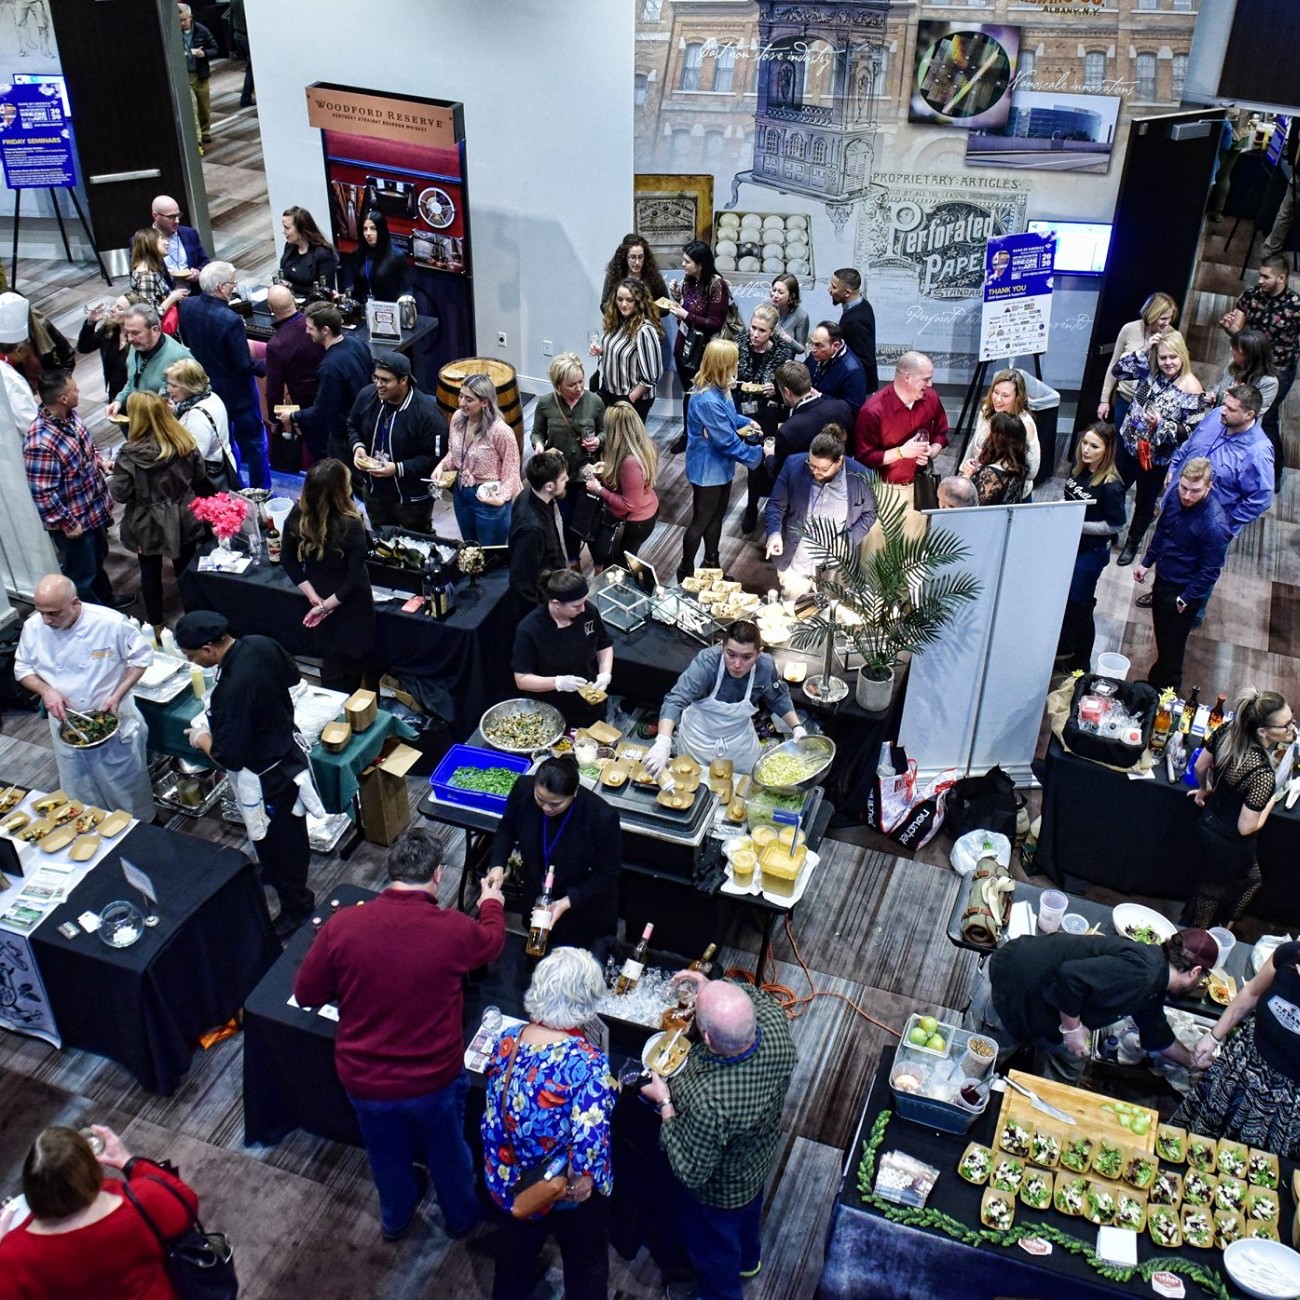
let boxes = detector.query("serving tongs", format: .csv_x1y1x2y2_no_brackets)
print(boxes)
60,714,91,744
998,1074,1076,1125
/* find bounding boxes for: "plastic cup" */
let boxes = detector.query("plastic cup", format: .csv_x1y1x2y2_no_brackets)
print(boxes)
1060,913,1089,935
1038,890,1069,934
959,1035,998,1079
954,1078,990,1112
1208,927,1236,966
1095,651,1131,680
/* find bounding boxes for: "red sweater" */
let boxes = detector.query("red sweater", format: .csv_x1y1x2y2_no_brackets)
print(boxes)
0,1160,197,1300
294,887,506,1100
597,456,659,522
853,385,949,483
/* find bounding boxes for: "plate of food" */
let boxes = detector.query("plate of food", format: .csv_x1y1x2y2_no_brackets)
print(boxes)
578,685,607,706
1112,903,1176,946
59,710,119,749
642,1029,691,1077
479,699,565,755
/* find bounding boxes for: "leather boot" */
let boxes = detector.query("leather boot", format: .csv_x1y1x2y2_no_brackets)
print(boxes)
1117,516,1150,567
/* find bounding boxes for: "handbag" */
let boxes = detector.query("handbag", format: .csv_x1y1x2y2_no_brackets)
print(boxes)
161,302,182,338
122,1175,238,1299
569,487,625,565
912,465,940,512
499,1034,571,1220
944,766,1018,841
679,324,706,371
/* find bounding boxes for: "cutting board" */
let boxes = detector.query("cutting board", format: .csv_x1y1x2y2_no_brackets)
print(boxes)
996,1069,1158,1159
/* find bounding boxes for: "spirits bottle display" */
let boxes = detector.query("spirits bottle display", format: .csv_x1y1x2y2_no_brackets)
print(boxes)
1150,689,1175,753
689,943,718,974
1207,694,1227,733
1180,686,1201,735
616,922,654,995
526,868,556,958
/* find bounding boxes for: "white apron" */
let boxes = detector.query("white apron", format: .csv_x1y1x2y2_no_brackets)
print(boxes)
48,696,155,822
677,656,761,774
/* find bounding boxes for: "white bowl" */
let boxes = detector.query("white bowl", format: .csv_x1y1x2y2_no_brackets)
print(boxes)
1224,1239,1300,1298
1111,903,1176,945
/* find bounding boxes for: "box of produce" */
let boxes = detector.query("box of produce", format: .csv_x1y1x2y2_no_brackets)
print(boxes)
429,744,530,813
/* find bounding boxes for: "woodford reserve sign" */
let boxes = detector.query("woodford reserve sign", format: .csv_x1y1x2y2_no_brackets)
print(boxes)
305,83,459,150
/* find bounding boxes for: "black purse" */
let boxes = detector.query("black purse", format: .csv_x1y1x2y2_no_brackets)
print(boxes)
679,325,706,371
913,466,940,512
570,489,625,565
123,1175,238,1299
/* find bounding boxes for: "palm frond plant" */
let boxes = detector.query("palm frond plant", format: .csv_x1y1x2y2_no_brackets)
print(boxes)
788,475,982,697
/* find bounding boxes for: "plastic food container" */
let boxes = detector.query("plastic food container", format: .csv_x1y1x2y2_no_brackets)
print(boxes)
429,744,530,812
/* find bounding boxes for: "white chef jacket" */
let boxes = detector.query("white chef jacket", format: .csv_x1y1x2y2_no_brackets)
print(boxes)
16,603,153,714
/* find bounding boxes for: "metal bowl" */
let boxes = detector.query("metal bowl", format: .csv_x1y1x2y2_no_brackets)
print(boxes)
479,699,565,755
752,735,836,794
58,711,119,750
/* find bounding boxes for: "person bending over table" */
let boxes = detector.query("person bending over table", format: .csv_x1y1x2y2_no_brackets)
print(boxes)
489,754,621,956
1180,687,1292,929
281,458,375,694
512,569,612,729
15,573,156,821
967,928,1217,1084
1174,939,1300,1158
645,620,805,778
175,610,318,937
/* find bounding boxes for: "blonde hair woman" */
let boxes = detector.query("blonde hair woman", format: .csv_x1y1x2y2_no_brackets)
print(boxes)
1098,290,1179,424
165,356,235,490
531,352,605,560
109,391,207,631
586,401,659,566
432,372,521,545
679,338,763,581
964,368,1040,493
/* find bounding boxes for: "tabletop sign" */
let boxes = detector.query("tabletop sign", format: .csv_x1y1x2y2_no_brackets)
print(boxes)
978,230,1055,363
120,858,158,906
0,76,77,190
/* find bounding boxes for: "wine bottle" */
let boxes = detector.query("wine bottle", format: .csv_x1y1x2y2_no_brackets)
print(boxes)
689,943,718,975
1207,693,1226,733
526,868,556,958
616,921,654,995
1150,688,1176,754
1180,686,1201,735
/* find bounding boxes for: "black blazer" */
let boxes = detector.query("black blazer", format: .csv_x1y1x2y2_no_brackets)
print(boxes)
840,298,879,395
352,249,407,303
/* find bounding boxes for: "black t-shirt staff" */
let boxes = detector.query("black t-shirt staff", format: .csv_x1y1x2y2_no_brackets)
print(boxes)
510,569,613,728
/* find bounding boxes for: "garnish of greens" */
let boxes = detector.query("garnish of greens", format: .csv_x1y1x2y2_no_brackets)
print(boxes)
1061,1137,1094,1172
1149,1207,1180,1247
1157,1131,1185,1162
1124,1156,1155,1189
1215,1213,1242,1245
1116,1196,1143,1229
1217,1147,1246,1178
1125,923,1161,945
1086,1188,1115,1223
1215,1179,1245,1212
1183,1210,1212,1247
1184,1172,1213,1205
959,1149,990,1183
1021,1175,1050,1209
1094,1142,1123,1180
447,766,521,796
1247,1154,1278,1188
1152,1172,1182,1206
1188,1140,1216,1172
1031,1133,1060,1166
59,710,118,747
1000,1122,1031,1157
991,1159,1024,1193
1248,1193,1278,1221
1056,1179,1086,1214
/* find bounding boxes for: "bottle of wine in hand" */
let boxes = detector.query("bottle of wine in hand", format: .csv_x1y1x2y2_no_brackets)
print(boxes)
526,868,556,958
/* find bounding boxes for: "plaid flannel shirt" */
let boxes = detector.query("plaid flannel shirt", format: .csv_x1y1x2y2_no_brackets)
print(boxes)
23,408,112,534
660,981,797,1208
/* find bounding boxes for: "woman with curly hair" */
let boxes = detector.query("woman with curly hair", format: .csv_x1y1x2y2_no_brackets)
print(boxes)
599,231,667,311
589,277,663,422
963,368,1039,494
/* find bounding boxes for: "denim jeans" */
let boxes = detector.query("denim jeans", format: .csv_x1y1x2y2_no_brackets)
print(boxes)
679,1184,763,1300
452,482,511,545
348,1071,480,1238
229,405,270,489
53,525,114,605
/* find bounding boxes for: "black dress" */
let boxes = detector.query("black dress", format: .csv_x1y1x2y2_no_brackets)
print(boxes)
281,510,376,692
511,603,611,728
352,249,407,303
279,242,338,292
489,776,621,952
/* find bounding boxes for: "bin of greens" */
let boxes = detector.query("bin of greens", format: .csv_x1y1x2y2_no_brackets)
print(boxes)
430,745,530,812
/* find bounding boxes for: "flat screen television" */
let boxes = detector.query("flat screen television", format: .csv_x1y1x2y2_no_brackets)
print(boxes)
1026,219,1112,276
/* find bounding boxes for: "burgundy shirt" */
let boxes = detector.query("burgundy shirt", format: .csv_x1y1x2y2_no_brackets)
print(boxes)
264,310,324,422
853,385,949,484
294,888,506,1100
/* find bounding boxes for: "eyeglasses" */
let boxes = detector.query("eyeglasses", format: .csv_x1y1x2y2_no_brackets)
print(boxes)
372,374,398,385
1268,718,1297,733
154,210,182,219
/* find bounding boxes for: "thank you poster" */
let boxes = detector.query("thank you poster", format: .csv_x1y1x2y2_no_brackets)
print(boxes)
979,230,1054,363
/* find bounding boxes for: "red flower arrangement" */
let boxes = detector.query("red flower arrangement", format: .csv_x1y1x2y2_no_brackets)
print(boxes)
190,492,250,544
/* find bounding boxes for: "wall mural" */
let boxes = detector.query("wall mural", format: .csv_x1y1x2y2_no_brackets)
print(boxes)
634,0,1203,386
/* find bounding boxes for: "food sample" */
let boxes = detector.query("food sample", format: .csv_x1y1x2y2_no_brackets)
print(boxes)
980,1188,1015,1230
1084,1183,1116,1226
990,1157,1025,1194
1054,1173,1087,1216
1115,1190,1147,1232
1091,1139,1124,1181
601,762,629,789
1019,1171,1051,1210
958,1144,992,1186
1150,1170,1183,1207
1123,923,1163,945
669,755,701,778
19,817,56,843
1246,1189,1279,1222
0,785,26,813
1060,1134,1094,1173
58,710,119,747
1213,1209,1244,1248
725,798,748,823
1205,971,1233,1005
52,801,84,825
1156,1124,1186,1164
709,758,734,782
1247,1149,1280,1189
73,807,106,834
1182,1169,1216,1207
1123,1152,1157,1190
1217,1141,1249,1179
1000,1121,1032,1160
630,764,659,788
1030,1130,1061,1170
1148,1204,1182,1248
617,743,647,763
32,791,69,815
1181,1205,1213,1248
1214,1177,1246,1213
755,750,823,787
2,811,30,834
577,685,607,706
1187,1134,1218,1173
1245,1220,1279,1241
656,787,694,810
646,1031,690,1076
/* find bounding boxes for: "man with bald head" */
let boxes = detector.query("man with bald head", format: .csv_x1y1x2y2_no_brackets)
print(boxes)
150,193,209,284
263,284,323,467
643,970,796,1300
15,574,156,820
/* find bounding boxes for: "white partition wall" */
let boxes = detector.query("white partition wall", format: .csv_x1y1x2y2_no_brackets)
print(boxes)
898,500,1086,784
0,375,58,612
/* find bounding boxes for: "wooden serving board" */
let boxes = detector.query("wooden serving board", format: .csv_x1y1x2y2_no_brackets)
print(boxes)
997,1070,1158,1159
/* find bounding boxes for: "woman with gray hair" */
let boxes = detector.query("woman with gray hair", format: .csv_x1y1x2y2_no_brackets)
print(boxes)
432,373,520,545
481,947,616,1299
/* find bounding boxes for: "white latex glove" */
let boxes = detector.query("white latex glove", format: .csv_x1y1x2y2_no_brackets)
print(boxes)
645,735,672,775
1193,1032,1221,1069
1059,1025,1090,1059
792,725,808,742
594,672,612,691
554,675,586,693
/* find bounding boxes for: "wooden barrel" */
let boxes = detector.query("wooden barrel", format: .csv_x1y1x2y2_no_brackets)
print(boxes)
436,357,524,458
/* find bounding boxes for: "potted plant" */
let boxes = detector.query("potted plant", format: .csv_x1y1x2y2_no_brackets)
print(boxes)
789,476,981,712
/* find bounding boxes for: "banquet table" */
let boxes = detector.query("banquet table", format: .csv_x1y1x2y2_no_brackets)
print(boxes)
817,1051,1280,1299
137,689,418,815
178,560,516,738
29,822,279,1094
1035,736,1300,925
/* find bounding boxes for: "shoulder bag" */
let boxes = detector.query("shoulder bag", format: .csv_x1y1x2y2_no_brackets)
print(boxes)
122,1174,238,1299
913,465,940,512
500,1033,571,1219
570,488,624,566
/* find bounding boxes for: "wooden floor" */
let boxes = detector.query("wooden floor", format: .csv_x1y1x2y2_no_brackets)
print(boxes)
1,63,1298,1298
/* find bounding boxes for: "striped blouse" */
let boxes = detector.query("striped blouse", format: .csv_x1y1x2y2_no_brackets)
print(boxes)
598,320,663,398
441,415,521,499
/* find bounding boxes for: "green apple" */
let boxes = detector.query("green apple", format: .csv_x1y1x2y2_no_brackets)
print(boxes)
927,1034,946,1052
918,1015,939,1035
908,1026,931,1047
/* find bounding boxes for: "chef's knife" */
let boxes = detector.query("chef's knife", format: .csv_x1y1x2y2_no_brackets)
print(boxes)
1003,1075,1076,1125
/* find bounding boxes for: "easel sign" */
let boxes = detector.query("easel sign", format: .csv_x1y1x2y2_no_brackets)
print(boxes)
978,230,1055,363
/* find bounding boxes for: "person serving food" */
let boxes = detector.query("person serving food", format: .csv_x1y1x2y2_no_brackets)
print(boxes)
645,620,805,776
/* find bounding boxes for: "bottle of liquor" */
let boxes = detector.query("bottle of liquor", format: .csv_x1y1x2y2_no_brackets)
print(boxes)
526,868,556,958
1150,689,1176,753
689,943,718,975
265,521,281,564
1207,694,1227,733
1180,686,1201,735
616,922,655,995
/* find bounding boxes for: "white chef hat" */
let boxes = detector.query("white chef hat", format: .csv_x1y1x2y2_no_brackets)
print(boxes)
0,291,29,346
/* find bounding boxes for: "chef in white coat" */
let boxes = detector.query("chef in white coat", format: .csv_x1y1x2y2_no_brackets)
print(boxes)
645,619,806,776
15,573,156,820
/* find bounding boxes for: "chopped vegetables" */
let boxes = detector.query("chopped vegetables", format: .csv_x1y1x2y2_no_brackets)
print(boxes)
1115,1194,1145,1230
1123,1155,1156,1190
1156,1128,1186,1163
447,766,521,796
958,1147,991,1185
999,1121,1031,1158
1061,1136,1094,1173
1187,1136,1217,1173
483,707,559,751
990,1158,1025,1193
1030,1132,1060,1168
59,710,118,747
1149,1206,1181,1247
1020,1173,1051,1210
754,752,822,786
1217,1144,1248,1178
1151,1171,1183,1207
1214,1178,1246,1212
1085,1186,1115,1225
1247,1151,1279,1188
1055,1176,1086,1216
1124,923,1162,944
1183,1170,1215,1206
1182,1207,1213,1248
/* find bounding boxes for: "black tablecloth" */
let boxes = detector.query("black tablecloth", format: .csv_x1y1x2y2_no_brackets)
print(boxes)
33,823,279,1094
1036,736,1300,924
819,1051,1267,1300
179,561,516,738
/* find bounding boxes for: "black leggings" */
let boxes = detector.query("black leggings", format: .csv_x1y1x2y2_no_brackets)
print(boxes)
681,482,732,578
138,544,197,627
611,513,657,568
597,387,655,425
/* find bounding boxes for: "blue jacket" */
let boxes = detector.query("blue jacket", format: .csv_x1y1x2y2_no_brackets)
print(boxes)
175,224,210,273
686,385,762,487
765,454,876,563
1164,408,1274,536
810,347,866,411
178,292,263,418
1141,486,1232,604
296,334,372,461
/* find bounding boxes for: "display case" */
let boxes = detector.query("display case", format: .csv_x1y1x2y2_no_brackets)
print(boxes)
651,590,725,646
592,566,654,633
